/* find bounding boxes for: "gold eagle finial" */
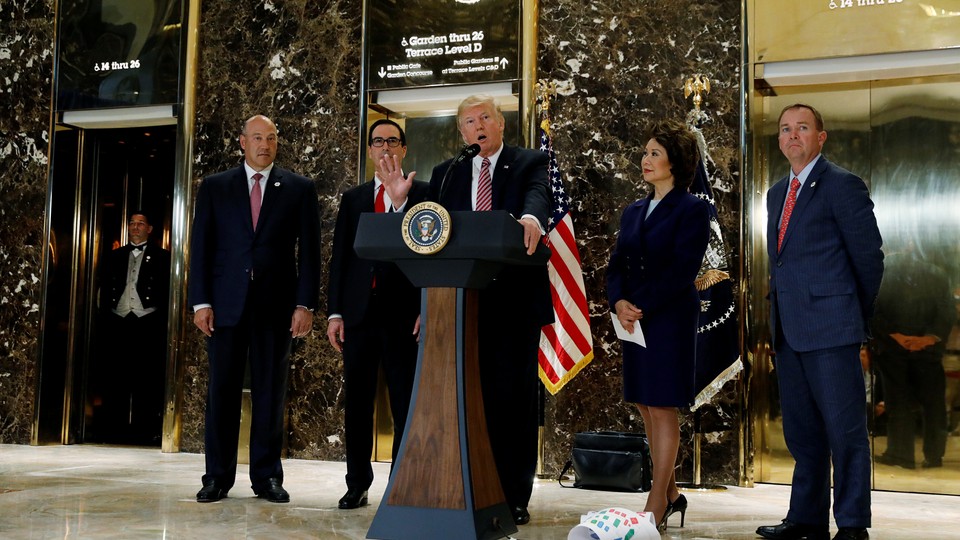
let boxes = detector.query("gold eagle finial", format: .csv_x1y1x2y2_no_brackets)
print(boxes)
683,75,711,112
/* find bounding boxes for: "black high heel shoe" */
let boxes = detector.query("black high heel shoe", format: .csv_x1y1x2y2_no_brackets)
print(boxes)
661,493,688,529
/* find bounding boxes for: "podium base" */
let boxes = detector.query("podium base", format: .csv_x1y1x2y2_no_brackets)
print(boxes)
367,502,517,540
366,288,517,540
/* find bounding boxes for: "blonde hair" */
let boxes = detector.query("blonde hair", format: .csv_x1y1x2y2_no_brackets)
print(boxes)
456,95,504,128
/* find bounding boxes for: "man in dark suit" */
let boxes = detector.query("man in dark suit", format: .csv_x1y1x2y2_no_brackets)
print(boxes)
326,119,428,510
188,114,321,504
379,94,552,525
871,244,955,470
757,104,883,540
98,211,170,444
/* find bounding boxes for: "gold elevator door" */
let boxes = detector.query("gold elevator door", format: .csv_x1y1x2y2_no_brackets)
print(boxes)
752,75,960,495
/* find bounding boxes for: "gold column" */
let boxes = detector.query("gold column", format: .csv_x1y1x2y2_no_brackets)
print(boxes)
521,0,539,149
162,0,202,453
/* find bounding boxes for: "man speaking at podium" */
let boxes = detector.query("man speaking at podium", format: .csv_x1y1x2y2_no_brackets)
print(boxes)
377,94,553,526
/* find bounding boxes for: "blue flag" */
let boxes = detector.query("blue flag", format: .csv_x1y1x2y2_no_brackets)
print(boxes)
690,127,741,410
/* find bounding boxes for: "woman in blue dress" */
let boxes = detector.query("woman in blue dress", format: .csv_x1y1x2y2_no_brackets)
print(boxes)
606,119,710,529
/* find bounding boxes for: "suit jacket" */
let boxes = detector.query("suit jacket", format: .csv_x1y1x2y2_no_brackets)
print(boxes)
606,189,710,405
606,188,710,318
766,156,884,352
188,164,322,327
428,144,553,326
103,243,171,313
871,252,956,360
327,179,429,328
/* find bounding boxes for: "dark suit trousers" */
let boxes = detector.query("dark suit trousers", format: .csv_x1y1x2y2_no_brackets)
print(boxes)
99,311,166,441
342,292,418,490
875,350,947,464
203,304,292,492
478,297,541,509
775,320,871,529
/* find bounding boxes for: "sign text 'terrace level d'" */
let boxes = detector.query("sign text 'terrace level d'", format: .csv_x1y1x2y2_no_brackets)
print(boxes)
367,0,521,90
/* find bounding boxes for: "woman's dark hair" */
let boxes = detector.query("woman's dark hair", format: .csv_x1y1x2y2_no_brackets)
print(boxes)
643,119,700,190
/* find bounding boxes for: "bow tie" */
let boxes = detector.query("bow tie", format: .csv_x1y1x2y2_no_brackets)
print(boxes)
131,244,146,251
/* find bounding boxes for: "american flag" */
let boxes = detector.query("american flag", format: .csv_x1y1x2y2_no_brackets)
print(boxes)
537,122,593,394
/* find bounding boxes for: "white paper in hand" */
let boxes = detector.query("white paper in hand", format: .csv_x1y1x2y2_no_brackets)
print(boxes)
610,313,645,347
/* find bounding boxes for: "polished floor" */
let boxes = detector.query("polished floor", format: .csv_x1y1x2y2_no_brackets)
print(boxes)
763,417,960,495
1,444,958,539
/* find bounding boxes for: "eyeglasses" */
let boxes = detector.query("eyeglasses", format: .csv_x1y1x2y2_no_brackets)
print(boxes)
370,137,402,148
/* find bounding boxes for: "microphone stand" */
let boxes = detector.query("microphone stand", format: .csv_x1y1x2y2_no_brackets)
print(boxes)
438,144,480,203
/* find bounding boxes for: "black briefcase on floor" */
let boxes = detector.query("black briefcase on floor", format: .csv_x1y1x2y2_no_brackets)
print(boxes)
558,431,653,492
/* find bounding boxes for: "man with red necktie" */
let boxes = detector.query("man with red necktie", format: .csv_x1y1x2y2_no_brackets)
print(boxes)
326,119,428,510
379,95,553,526
189,114,321,504
758,104,884,540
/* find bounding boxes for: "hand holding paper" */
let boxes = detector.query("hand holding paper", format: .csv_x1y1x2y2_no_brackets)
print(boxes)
611,313,645,347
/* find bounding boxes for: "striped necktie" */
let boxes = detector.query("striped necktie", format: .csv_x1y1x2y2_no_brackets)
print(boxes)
476,158,492,211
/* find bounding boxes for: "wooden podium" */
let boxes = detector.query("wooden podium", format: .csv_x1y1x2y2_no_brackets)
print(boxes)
355,210,549,540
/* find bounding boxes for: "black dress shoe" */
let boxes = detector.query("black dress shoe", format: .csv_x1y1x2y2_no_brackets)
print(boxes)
921,458,943,469
338,488,368,509
511,506,530,525
196,482,228,503
254,478,290,503
874,453,915,469
833,528,868,540
756,519,830,540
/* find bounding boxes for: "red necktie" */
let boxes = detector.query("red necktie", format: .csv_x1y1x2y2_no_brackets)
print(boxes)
476,158,492,211
251,173,263,229
375,183,385,213
778,177,800,252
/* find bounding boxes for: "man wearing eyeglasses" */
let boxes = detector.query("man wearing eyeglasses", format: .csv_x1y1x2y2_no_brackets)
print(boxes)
326,118,428,510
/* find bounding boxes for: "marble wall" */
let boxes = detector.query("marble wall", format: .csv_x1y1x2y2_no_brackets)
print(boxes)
536,0,743,484
179,0,366,457
1,0,743,485
0,0,56,444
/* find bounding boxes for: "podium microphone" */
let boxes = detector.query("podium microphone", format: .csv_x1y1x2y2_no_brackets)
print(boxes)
438,143,481,203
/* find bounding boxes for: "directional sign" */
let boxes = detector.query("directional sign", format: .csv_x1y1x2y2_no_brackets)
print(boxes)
367,0,521,90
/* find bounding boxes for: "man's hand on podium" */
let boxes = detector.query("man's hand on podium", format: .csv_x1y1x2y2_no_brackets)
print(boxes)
519,217,542,255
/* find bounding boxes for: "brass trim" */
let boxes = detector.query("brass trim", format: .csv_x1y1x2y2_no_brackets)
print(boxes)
741,0,757,489
521,0,539,148
162,0,202,453
757,49,960,88
62,132,88,445
358,0,371,186
33,0,64,447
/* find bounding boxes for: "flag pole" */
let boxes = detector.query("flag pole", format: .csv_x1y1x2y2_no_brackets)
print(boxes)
677,74,730,492
535,80,555,479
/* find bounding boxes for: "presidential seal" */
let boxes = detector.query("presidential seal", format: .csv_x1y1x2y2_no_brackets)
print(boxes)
401,201,451,254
